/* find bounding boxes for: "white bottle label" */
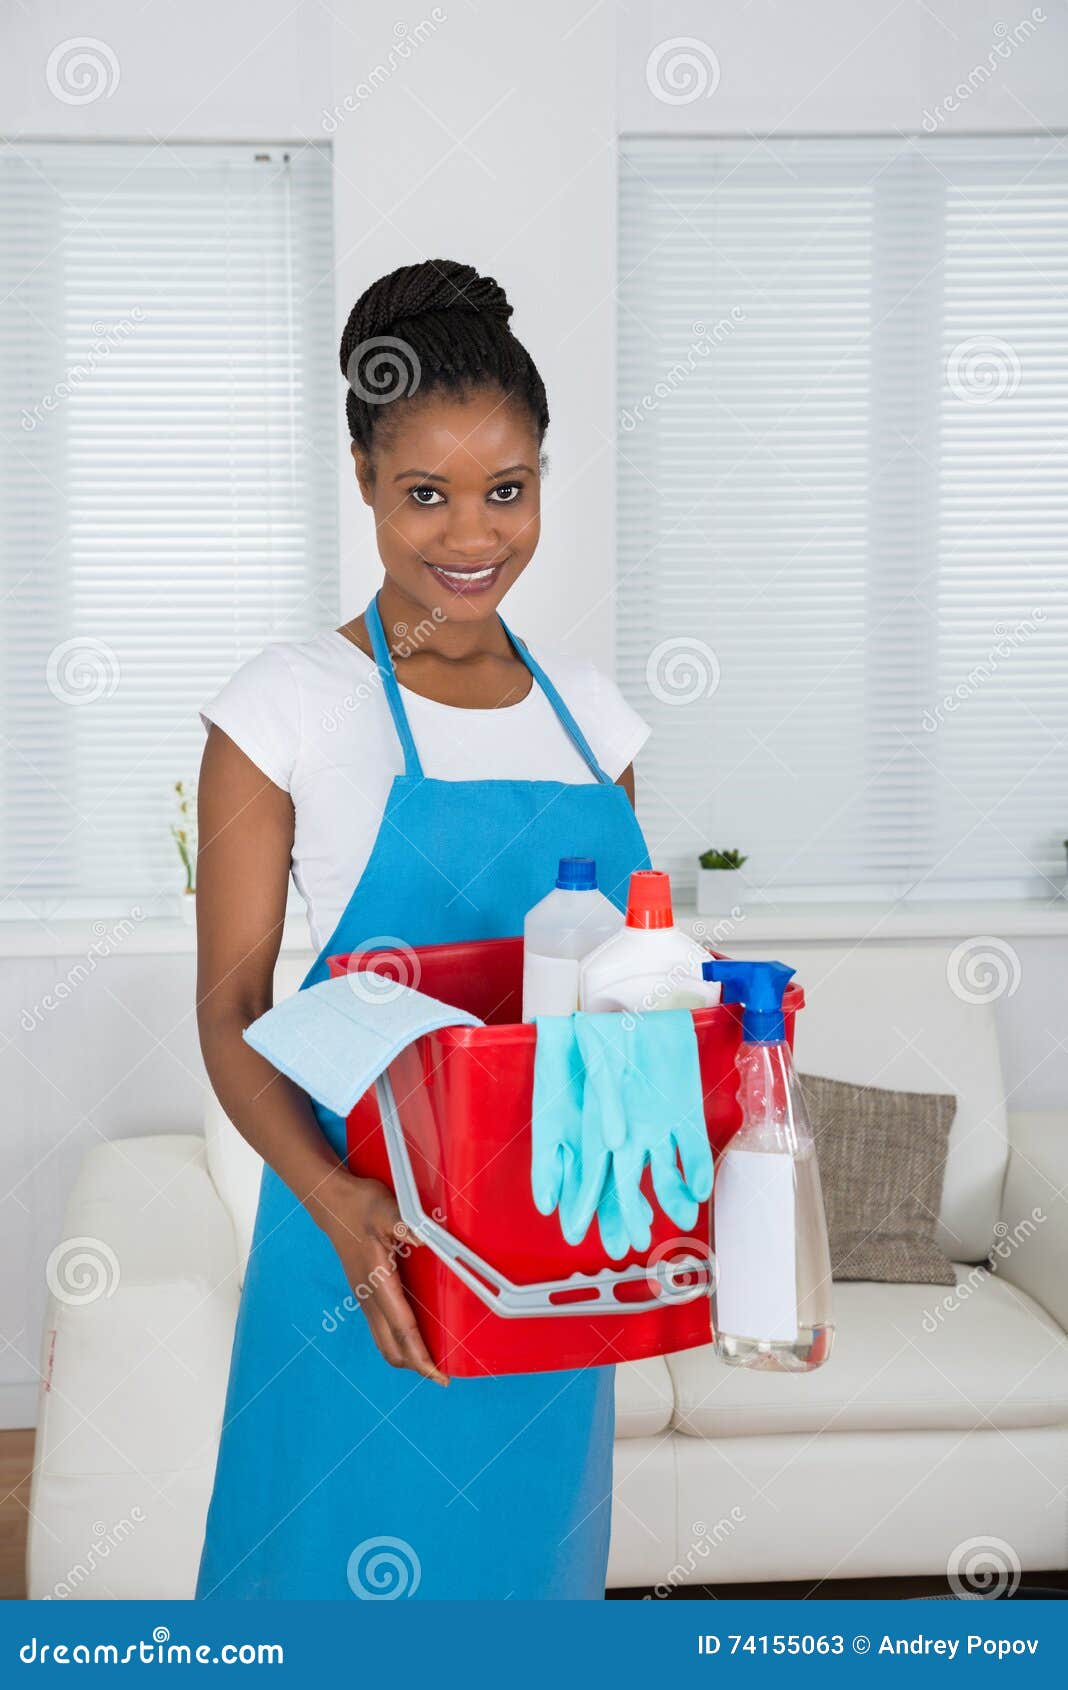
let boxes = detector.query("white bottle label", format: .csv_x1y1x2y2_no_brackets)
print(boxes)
522,951,581,1020
713,1149,799,1343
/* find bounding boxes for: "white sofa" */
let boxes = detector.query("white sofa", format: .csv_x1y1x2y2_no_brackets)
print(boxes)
27,940,1068,1599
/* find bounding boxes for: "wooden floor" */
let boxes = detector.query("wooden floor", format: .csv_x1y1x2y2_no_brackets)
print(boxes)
1,1431,33,1601
3,1429,1066,1603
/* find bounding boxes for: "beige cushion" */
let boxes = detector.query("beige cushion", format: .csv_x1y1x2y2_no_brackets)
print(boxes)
801,1071,957,1284
667,1266,1068,1437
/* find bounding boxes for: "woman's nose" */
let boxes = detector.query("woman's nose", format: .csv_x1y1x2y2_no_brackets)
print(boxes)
441,498,500,558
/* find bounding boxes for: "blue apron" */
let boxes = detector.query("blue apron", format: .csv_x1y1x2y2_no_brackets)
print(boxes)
196,590,651,1600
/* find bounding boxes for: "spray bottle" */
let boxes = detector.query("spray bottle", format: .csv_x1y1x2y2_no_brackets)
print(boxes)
702,958,834,1372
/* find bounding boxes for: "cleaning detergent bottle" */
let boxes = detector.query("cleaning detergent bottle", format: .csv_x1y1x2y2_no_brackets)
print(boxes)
522,857,625,1019
703,958,834,1372
579,870,720,1014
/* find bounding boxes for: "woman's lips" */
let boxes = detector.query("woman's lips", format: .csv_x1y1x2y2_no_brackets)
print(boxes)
424,559,508,596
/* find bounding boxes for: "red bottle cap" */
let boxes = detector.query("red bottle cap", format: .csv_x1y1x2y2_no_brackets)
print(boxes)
625,869,674,930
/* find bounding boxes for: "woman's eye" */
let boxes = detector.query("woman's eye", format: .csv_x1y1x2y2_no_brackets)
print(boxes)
409,485,444,506
489,483,522,504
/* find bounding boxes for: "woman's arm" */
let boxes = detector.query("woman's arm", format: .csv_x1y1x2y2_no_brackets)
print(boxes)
195,724,448,1385
617,762,636,807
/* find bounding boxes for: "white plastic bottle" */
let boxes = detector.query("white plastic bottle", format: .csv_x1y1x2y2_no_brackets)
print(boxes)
521,858,625,1019
578,870,720,1014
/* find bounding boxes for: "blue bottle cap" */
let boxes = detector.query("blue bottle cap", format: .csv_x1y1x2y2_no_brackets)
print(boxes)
556,856,597,891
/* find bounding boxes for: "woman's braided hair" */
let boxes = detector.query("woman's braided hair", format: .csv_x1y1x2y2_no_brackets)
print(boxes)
339,258,549,458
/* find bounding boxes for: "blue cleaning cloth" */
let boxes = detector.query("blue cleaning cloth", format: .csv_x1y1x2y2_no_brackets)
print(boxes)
243,976,483,1118
532,1009,712,1261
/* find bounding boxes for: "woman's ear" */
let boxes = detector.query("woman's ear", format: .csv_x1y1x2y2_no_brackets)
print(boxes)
351,442,375,505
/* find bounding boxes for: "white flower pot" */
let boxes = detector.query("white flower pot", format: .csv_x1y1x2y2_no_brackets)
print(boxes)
696,867,747,916
178,889,196,924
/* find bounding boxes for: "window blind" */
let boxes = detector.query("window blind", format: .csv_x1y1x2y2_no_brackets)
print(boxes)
0,142,338,916
617,136,1068,901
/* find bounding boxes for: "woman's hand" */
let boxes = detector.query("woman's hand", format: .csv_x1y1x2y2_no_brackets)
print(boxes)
316,1166,449,1387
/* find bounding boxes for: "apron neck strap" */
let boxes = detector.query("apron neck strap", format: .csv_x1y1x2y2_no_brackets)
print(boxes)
364,591,615,786
497,618,615,785
365,592,424,778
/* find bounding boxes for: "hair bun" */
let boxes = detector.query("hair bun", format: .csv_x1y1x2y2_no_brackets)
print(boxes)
339,257,547,454
343,259,513,358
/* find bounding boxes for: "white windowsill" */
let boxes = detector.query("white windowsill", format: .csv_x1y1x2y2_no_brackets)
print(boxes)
0,900,1067,958
0,914,314,959
676,898,1068,944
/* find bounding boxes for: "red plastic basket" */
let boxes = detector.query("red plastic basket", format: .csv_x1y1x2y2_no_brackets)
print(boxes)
328,936,804,1378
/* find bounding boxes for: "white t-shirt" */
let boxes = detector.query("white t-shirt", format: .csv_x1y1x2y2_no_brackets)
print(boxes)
199,628,651,954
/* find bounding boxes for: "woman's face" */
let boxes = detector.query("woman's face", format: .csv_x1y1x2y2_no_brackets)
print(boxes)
354,386,541,623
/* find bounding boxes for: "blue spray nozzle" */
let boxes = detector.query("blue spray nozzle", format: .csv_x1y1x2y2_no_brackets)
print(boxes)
556,856,597,891
702,958,796,1043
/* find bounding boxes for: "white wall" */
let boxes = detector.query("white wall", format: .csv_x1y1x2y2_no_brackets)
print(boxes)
618,0,1067,133
0,0,332,139
325,5,619,665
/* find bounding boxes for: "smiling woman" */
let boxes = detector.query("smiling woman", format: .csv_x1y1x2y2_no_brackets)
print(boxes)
192,258,652,1601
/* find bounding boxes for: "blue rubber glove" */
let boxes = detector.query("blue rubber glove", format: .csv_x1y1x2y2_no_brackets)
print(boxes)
572,1015,653,1259
575,1009,712,1258
531,1010,712,1261
530,1015,609,1245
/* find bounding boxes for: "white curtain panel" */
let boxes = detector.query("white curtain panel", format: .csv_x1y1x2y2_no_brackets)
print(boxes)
617,136,1068,902
1,141,338,914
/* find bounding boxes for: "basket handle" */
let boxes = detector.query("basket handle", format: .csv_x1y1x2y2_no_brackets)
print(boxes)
374,1071,712,1319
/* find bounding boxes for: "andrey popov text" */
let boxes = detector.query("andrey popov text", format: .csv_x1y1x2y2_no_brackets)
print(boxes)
696,1634,1040,1659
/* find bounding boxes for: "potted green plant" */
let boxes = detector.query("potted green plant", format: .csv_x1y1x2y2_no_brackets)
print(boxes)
171,778,197,922
697,846,748,916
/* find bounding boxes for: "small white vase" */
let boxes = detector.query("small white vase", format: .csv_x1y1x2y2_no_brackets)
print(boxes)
178,889,196,924
696,867,747,916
